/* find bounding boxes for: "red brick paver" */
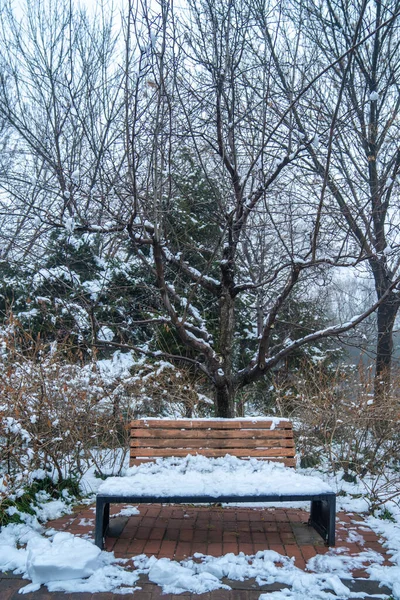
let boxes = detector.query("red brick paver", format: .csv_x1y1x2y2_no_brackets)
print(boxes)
0,505,394,599
47,504,393,582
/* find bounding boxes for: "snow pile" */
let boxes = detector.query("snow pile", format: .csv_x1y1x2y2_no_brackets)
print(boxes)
144,556,230,594
0,523,139,595
307,548,384,578
98,454,334,498
33,498,74,522
26,532,102,584
133,549,386,598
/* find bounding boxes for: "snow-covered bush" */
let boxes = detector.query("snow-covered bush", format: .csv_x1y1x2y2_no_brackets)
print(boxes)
0,314,215,513
0,318,135,506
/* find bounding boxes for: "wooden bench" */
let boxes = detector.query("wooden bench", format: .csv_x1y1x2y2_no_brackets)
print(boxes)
95,418,336,549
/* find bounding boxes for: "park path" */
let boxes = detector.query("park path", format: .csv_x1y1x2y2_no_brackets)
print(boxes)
0,505,393,599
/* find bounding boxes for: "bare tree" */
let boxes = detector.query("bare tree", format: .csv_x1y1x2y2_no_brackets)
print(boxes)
0,0,125,258
1,0,399,416
117,0,398,415
254,0,400,400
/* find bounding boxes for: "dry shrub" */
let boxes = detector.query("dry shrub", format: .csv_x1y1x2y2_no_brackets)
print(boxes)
0,314,214,508
274,363,400,511
0,317,134,503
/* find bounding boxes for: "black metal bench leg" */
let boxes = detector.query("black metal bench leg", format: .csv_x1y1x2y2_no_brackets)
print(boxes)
326,495,336,546
309,496,336,546
95,497,110,549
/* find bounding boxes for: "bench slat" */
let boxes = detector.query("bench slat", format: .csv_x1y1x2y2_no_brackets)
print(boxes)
131,438,295,449
130,447,296,458
130,419,296,468
129,456,297,467
131,419,292,430
131,428,294,440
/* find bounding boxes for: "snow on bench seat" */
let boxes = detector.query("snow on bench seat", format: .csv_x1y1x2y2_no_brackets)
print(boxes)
98,455,334,498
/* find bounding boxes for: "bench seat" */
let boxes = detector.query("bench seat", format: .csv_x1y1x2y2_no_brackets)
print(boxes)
97,455,334,497
95,454,336,549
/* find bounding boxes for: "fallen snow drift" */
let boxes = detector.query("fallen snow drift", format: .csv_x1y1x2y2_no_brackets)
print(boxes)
0,524,140,595
134,549,388,598
98,454,334,497
26,532,101,583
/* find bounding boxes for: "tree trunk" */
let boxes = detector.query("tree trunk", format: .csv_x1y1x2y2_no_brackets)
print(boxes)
215,245,236,417
374,295,398,402
215,382,235,418
369,254,400,403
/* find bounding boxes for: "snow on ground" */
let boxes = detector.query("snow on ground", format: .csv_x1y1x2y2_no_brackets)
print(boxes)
0,524,395,598
113,506,140,517
365,503,400,600
0,457,400,598
136,549,384,597
0,501,140,595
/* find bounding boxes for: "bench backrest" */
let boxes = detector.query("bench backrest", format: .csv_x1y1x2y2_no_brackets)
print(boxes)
130,418,296,467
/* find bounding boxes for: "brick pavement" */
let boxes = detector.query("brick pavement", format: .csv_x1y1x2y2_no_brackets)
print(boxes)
0,505,394,599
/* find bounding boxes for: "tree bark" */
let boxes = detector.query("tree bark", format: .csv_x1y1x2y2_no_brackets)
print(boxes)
215,381,235,418
214,288,236,417
374,294,399,402
215,244,236,418
370,255,400,402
